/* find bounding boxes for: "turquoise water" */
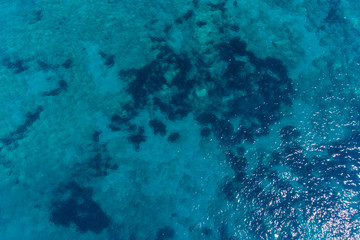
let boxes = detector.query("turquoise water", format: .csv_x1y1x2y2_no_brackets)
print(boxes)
1,0,360,239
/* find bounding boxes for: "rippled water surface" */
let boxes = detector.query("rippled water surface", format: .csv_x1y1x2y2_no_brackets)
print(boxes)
1,0,360,239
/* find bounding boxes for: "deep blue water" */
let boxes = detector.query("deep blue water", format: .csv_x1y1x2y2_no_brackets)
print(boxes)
1,0,360,239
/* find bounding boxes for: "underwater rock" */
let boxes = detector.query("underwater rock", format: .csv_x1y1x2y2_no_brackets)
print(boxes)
200,127,211,137
212,119,235,144
109,114,130,131
280,125,300,141
3,57,28,74
43,80,68,96
1,106,44,146
92,130,101,142
128,127,146,150
62,59,73,68
50,182,110,234
201,227,212,236
149,119,167,136
195,112,217,125
222,181,236,202
175,10,194,24
167,132,180,142
99,51,115,68
156,226,175,240
37,60,52,70
225,151,247,173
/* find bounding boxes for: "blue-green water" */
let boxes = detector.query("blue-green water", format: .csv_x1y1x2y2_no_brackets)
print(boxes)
1,0,360,239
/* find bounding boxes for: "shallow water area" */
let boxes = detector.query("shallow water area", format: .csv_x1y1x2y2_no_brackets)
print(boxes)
1,0,360,239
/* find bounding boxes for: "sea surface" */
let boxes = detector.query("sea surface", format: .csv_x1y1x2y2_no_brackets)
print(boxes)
1,0,360,239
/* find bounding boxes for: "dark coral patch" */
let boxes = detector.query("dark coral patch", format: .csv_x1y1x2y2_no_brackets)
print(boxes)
128,126,146,150
92,130,101,142
29,9,43,24
156,226,175,240
202,227,212,236
183,10,194,21
216,38,247,61
121,53,172,108
59,80,68,90
168,132,180,142
43,80,68,96
153,97,190,121
212,119,235,144
222,181,236,202
280,125,300,141
37,60,52,70
1,106,44,146
225,151,247,173
3,57,28,74
50,182,110,234
200,127,211,137
149,119,167,136
62,59,73,69
175,10,194,24
99,51,115,68
24,106,44,128
195,112,217,125
120,47,193,120
109,114,130,131
208,2,226,11
325,6,345,24
88,152,116,177
153,97,173,116
196,21,207,27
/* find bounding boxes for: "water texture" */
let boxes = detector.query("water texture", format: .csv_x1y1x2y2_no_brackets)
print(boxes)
1,0,360,239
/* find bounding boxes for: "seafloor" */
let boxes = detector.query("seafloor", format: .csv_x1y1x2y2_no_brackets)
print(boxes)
1,0,360,239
